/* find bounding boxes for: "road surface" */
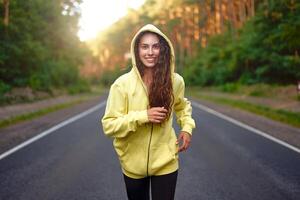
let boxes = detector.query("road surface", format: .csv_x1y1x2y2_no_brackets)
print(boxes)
0,100,299,200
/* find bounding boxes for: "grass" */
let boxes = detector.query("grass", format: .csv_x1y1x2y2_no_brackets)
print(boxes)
212,83,298,100
188,92,300,128
0,84,106,106
0,85,107,129
0,98,89,129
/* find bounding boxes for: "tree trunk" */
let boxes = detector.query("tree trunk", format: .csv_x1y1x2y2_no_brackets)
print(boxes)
217,0,224,33
238,0,246,27
228,0,237,38
246,0,255,17
3,0,9,26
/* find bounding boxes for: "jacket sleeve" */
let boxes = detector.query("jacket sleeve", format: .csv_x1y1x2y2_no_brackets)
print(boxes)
173,76,196,135
101,83,149,138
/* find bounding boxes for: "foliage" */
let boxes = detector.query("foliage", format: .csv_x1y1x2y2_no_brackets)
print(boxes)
67,79,91,94
0,0,89,95
94,0,300,87
99,65,131,86
184,0,300,86
218,83,240,93
1,0,299,95
0,80,11,103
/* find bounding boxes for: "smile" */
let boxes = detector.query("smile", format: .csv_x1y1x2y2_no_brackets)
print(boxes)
145,58,155,61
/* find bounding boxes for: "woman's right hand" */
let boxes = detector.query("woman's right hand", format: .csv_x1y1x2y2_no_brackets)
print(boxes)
147,107,168,123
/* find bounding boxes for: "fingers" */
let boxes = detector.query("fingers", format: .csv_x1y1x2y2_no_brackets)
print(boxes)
156,106,168,112
153,112,166,118
151,114,166,123
178,139,187,152
152,107,168,116
176,133,183,145
177,132,191,152
148,107,168,123
177,134,186,152
151,119,163,123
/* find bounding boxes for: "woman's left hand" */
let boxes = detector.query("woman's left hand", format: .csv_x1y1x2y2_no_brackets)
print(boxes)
176,131,191,152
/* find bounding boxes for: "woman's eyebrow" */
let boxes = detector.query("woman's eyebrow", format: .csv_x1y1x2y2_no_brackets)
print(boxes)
140,42,160,46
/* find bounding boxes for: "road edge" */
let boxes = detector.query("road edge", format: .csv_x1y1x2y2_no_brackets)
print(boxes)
0,101,106,161
192,101,300,154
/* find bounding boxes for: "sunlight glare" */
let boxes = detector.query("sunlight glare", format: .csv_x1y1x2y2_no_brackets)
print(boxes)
78,0,146,41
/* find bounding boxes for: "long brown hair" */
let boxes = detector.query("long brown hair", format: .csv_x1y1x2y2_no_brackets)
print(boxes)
134,31,174,120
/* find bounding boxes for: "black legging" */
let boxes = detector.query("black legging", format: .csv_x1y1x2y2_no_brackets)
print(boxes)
123,170,178,200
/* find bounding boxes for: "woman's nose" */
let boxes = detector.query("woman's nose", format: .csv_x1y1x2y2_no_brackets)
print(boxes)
148,47,153,55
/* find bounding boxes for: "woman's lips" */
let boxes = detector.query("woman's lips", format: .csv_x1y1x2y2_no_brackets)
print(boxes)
145,58,155,62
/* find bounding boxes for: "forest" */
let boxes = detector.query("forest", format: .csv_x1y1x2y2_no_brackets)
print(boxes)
0,0,299,102
92,0,300,86
0,0,90,102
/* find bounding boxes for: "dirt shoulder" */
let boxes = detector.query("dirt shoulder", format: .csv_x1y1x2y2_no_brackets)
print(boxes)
0,94,101,121
198,90,300,113
0,94,107,155
190,96,300,149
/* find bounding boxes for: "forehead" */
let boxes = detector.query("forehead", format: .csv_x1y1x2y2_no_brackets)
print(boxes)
139,32,159,45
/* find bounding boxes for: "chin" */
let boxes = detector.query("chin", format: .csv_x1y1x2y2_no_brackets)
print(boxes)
143,63,156,68
145,64,155,68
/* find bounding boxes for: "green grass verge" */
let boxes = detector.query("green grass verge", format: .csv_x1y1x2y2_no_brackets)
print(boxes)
189,93,300,128
0,99,87,129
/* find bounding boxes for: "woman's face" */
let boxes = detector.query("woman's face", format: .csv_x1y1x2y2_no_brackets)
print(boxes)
138,33,160,68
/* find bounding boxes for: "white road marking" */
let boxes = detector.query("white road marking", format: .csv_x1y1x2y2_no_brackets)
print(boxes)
0,101,106,161
1,99,298,161
192,101,300,154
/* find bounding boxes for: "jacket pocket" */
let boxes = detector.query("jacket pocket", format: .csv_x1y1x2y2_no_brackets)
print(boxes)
168,142,179,160
113,138,128,158
120,142,147,176
151,143,177,172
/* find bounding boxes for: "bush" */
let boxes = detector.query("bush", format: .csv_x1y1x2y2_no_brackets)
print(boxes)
248,84,269,97
67,79,91,94
48,60,80,87
29,71,52,91
0,81,11,95
99,66,130,86
0,81,11,104
218,83,240,93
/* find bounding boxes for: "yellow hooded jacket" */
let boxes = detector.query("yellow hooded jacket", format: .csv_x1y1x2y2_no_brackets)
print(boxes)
101,24,196,179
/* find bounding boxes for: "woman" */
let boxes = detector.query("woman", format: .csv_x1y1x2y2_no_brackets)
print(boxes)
101,24,196,200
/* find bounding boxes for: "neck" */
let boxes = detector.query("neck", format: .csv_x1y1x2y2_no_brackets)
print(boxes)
142,68,153,85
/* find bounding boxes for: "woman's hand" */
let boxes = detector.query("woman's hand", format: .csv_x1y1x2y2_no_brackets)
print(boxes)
147,107,168,123
176,131,191,152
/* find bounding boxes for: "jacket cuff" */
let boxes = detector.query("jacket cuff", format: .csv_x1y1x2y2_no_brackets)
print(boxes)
137,110,149,125
181,125,193,136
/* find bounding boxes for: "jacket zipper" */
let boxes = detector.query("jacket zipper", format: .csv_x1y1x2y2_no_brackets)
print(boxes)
146,123,154,176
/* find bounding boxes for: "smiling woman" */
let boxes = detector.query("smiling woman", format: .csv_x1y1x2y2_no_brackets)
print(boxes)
78,0,146,41
101,24,196,200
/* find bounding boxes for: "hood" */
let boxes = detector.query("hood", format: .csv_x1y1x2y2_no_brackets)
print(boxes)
130,24,175,86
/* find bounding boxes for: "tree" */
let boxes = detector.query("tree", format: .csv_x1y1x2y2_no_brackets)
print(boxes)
3,0,9,25
0,0,88,90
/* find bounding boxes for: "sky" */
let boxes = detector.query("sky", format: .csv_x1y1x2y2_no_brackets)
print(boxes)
78,0,146,41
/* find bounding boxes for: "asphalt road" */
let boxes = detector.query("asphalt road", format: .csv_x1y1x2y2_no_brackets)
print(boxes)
0,100,299,200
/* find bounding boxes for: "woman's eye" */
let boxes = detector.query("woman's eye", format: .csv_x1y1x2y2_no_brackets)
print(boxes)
153,45,160,50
